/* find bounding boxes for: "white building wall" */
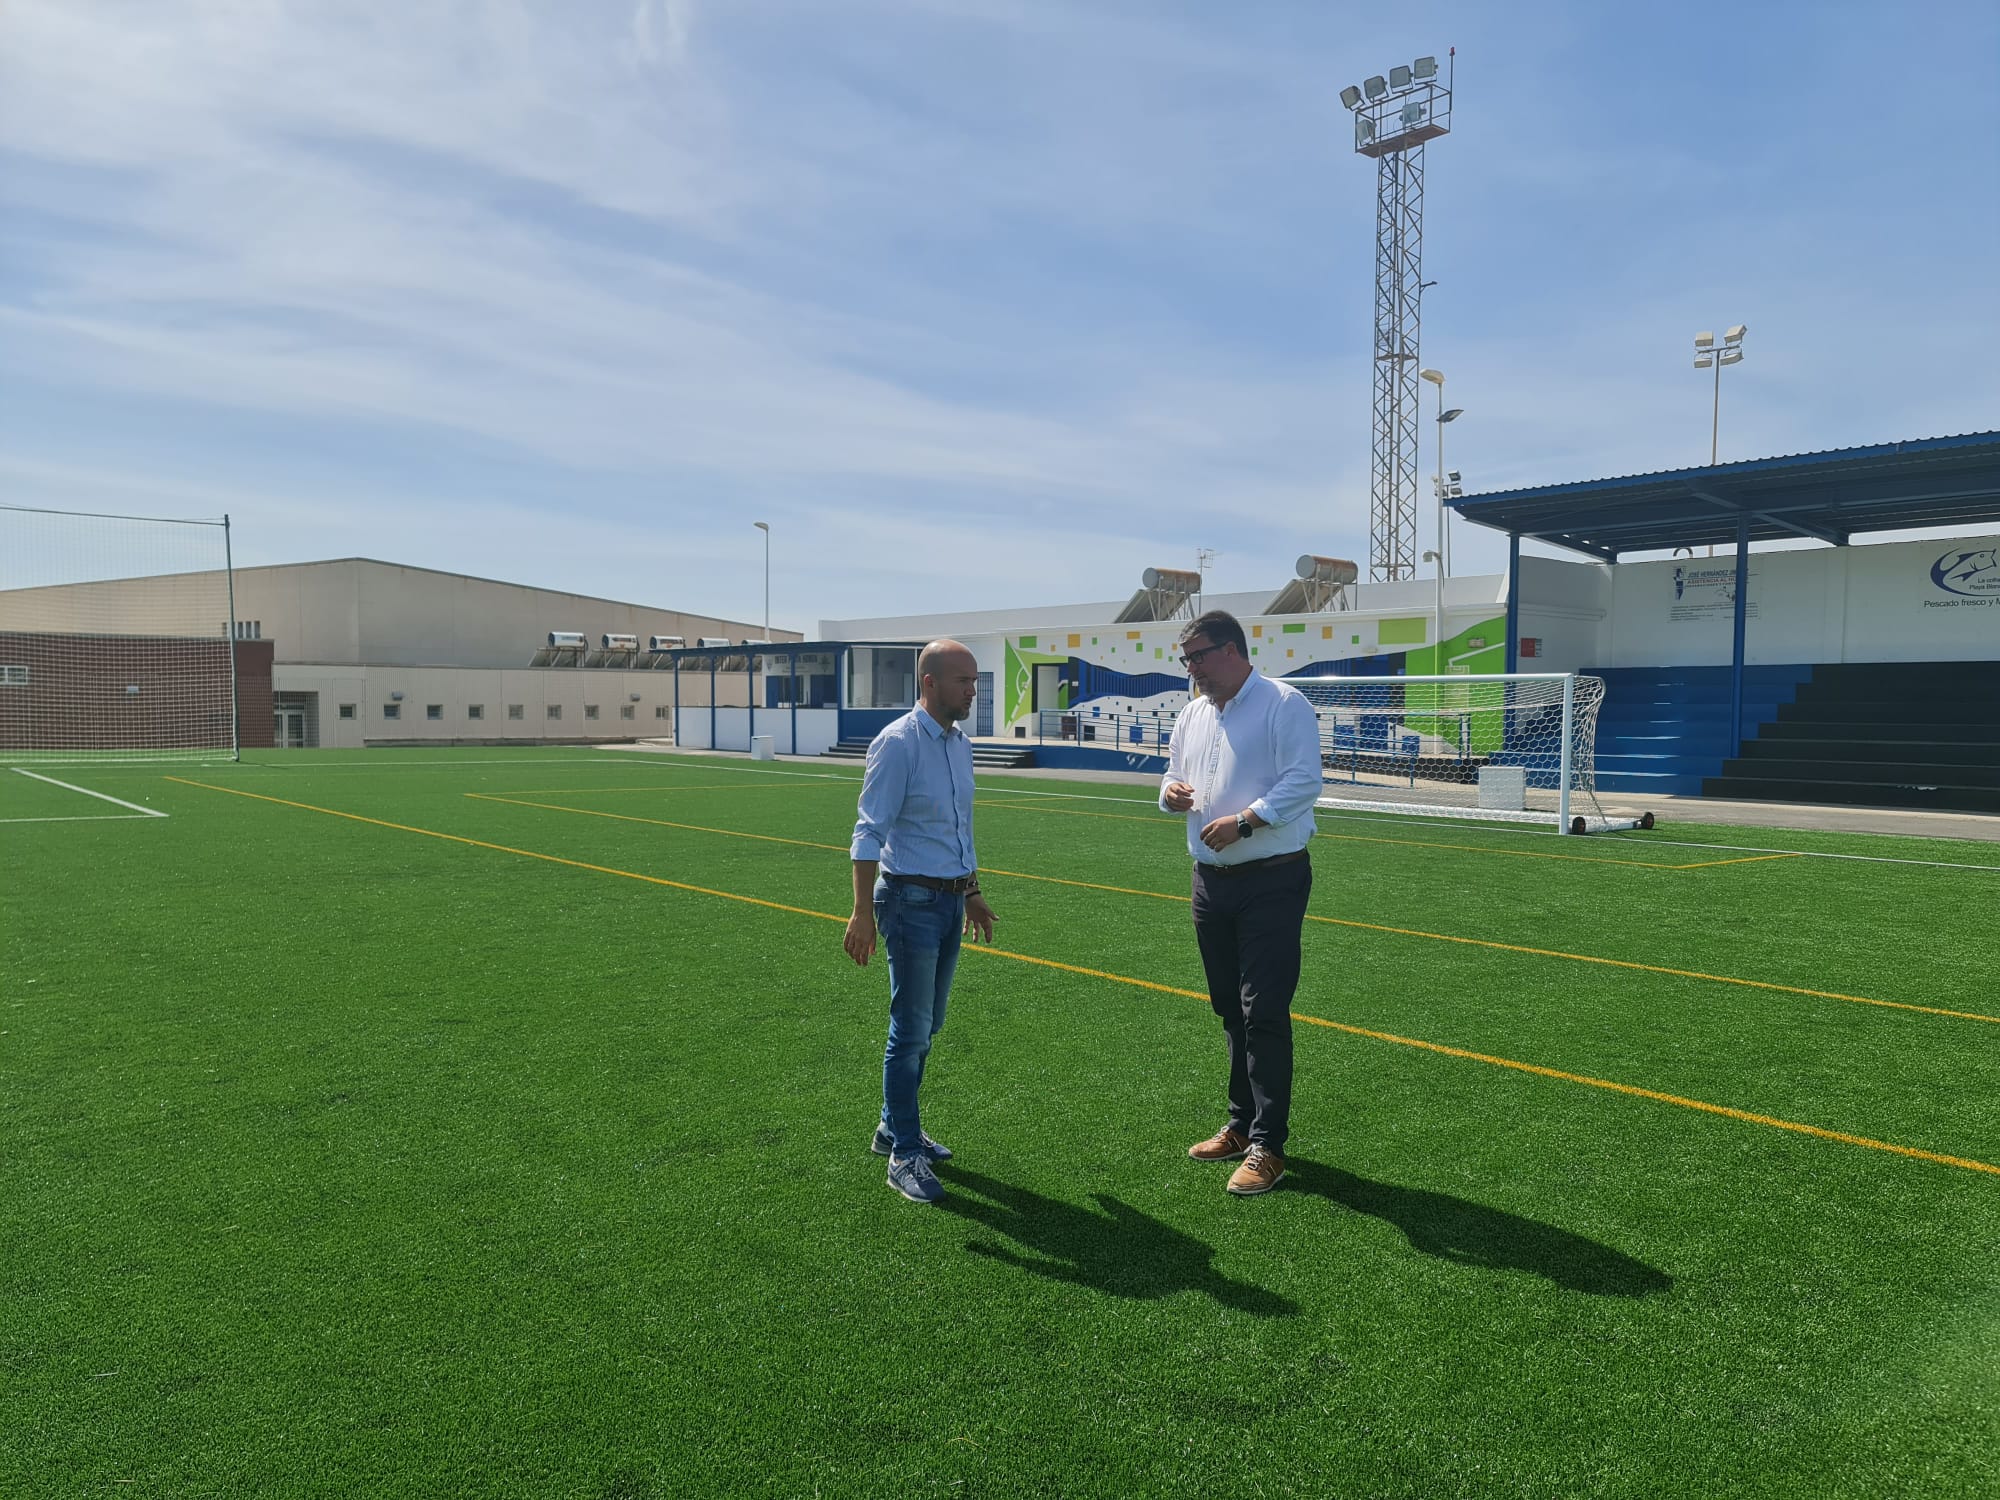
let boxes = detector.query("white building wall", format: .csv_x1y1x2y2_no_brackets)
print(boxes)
1604,534,2000,667
276,664,681,748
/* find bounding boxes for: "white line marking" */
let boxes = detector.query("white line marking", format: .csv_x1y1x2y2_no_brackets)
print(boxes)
11,769,169,817
1315,808,2000,873
0,814,160,824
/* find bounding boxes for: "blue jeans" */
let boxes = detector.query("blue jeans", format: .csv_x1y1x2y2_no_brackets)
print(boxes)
876,877,964,1155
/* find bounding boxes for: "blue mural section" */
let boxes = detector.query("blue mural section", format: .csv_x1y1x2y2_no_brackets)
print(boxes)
1280,652,1407,679
1072,660,1191,704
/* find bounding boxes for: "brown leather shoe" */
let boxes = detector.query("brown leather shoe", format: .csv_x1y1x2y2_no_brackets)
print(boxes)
1226,1145,1286,1195
1187,1126,1250,1162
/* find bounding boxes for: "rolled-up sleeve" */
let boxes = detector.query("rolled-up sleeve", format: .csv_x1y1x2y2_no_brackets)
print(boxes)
1246,694,1323,828
850,730,909,861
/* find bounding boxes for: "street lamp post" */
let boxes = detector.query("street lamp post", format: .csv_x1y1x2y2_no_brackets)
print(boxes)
1693,324,1747,465
1418,368,1463,667
1692,325,1746,555
752,521,770,637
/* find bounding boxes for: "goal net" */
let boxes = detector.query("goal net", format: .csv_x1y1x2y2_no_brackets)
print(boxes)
1288,672,1637,833
0,504,239,765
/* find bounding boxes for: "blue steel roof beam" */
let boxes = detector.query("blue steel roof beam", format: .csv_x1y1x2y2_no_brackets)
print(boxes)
1682,483,1846,546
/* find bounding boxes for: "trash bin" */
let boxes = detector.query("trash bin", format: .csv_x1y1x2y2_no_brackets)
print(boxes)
750,735,775,761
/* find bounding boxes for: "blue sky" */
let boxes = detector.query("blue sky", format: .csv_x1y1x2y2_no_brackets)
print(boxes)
3,0,1996,630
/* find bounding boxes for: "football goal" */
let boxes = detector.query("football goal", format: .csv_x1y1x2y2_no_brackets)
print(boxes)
0,504,240,765
1287,671,1647,834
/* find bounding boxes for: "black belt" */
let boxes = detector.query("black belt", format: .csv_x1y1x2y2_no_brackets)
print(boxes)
887,872,978,894
1198,849,1309,877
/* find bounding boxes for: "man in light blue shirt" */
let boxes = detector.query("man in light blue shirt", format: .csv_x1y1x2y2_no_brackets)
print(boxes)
844,639,997,1204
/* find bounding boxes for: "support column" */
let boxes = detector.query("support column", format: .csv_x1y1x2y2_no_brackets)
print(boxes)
1730,515,1751,749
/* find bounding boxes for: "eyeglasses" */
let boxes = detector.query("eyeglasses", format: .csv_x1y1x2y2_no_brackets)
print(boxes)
1177,643,1226,669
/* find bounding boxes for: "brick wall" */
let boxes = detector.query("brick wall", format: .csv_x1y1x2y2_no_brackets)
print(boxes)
0,633,274,751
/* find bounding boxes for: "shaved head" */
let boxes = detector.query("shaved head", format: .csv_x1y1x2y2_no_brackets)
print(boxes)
918,639,979,727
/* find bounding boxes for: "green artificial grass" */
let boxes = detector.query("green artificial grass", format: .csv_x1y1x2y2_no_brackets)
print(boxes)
4,749,1996,1498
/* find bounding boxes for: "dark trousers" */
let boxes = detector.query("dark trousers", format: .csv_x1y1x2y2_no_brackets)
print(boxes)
1191,854,1312,1152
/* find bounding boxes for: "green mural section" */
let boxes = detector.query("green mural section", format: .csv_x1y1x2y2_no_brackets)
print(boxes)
1003,638,1071,722
1396,615,1510,749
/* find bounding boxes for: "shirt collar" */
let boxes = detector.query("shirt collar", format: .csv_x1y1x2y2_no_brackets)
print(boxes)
914,707,955,739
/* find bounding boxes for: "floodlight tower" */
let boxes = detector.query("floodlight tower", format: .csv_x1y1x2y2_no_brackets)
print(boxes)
1341,52,1453,582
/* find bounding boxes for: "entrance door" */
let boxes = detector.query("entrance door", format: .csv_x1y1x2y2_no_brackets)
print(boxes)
274,706,306,748
974,672,994,736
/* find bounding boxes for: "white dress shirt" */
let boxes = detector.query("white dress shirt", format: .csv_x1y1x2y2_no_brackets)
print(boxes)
1160,669,1322,866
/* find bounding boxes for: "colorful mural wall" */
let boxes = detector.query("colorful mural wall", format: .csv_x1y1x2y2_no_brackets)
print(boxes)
998,614,1509,728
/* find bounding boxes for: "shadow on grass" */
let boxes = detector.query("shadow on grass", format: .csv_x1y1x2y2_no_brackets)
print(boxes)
937,1166,1297,1317
1284,1159,1673,1298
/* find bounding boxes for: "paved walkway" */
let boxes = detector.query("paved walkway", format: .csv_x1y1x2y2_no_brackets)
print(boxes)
610,742,2000,843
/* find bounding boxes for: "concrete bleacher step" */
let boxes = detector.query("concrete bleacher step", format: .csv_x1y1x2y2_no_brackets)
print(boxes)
820,736,1036,769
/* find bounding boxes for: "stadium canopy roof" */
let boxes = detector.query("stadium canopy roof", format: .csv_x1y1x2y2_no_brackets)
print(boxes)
1449,432,2000,561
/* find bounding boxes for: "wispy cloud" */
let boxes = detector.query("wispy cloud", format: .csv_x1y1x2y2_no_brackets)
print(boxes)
1,0,1995,624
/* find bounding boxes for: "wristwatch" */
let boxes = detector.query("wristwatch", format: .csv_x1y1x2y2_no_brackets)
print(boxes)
1234,813,1254,840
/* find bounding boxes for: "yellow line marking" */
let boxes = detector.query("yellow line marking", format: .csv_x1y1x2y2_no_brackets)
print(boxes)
165,776,2000,1179
466,794,2000,1029
494,783,823,796
1286,1015,2000,1179
975,797,1786,871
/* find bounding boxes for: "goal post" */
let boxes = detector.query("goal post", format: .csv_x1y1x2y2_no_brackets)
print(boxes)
0,504,240,765
1287,671,1644,833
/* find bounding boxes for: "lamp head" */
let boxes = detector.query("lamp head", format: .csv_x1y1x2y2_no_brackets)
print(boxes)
1419,367,1445,385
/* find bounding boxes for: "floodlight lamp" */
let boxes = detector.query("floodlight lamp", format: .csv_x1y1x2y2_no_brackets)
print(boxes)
1339,84,1362,110
1390,65,1412,88
1694,355,1714,368
1447,470,1461,482
1419,367,1444,385
1400,102,1424,126
1718,348,1743,365
1422,549,1440,562
1440,407,1464,423
1694,331,1715,348
1413,56,1438,79
1725,324,1747,342
1364,74,1387,99
1356,116,1375,144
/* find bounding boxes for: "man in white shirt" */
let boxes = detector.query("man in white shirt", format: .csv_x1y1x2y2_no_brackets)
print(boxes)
1159,611,1322,1195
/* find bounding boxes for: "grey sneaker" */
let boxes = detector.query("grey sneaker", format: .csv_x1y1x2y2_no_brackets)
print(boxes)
886,1152,944,1203
871,1126,952,1161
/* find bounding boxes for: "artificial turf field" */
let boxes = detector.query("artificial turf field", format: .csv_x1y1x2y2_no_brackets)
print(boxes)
4,747,1997,1499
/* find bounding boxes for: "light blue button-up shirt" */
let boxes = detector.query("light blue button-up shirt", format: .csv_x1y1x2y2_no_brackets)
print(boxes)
850,707,978,878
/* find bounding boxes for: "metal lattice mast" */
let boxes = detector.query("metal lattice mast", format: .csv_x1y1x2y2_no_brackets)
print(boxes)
1344,53,1453,583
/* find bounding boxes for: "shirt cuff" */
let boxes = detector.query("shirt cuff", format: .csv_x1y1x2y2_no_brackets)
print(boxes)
850,836,884,862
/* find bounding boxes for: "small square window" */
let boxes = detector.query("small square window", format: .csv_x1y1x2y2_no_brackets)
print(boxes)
426,704,443,721
547,705,562,721
585,705,600,721
655,706,670,720
508,704,524,721
620,704,635,720
468,704,484,721
383,703,401,720
338,703,356,720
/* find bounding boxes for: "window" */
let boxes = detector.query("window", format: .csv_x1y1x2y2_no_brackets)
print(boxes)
655,706,671,720
383,703,401,721
338,703,356,720
847,646,917,710
426,704,443,721
227,620,263,640
620,704,636,720
585,704,600,721
508,704,524,721
467,704,484,721
547,705,562,721
1,665,28,687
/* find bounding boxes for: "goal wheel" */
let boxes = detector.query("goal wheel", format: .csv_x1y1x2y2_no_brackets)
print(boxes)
1638,811,1656,830
1569,816,1587,836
